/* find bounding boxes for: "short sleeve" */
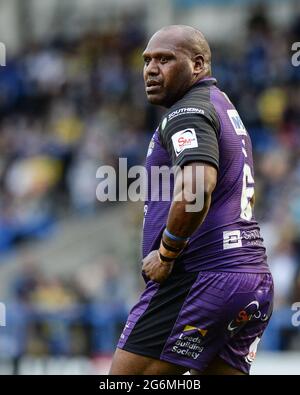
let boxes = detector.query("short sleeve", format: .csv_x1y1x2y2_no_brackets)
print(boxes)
159,107,220,169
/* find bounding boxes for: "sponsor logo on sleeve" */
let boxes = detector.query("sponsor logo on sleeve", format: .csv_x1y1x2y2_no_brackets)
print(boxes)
168,107,204,121
171,128,198,156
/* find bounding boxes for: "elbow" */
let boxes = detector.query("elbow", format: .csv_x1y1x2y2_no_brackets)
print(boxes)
203,165,217,199
203,177,216,198
181,184,213,208
175,163,217,207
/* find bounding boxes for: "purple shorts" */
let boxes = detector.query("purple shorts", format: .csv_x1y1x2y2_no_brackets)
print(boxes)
117,270,274,374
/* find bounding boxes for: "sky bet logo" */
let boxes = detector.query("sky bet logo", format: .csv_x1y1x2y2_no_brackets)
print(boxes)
172,128,198,157
0,42,6,66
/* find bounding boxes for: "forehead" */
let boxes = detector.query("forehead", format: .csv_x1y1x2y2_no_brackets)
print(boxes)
143,31,186,55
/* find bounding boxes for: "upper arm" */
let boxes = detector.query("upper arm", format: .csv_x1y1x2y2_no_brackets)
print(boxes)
174,161,218,202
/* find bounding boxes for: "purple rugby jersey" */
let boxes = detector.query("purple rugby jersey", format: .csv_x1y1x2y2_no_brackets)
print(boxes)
142,77,269,273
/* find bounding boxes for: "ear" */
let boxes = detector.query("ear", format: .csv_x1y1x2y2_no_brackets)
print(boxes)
193,54,204,77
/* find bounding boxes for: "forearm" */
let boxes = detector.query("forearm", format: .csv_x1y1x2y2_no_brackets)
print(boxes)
166,191,212,239
157,194,211,264
158,163,217,264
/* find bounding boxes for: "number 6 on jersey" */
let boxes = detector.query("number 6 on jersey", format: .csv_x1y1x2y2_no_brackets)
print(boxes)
241,163,255,221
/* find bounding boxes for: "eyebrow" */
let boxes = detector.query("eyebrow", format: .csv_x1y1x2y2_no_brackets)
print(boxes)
142,49,176,58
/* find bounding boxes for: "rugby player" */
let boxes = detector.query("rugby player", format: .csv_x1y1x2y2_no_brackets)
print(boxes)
109,25,274,375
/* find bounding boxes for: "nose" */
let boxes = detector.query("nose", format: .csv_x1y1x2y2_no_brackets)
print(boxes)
145,59,159,76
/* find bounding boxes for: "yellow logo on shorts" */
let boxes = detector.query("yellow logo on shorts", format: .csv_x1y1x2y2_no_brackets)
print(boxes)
183,325,207,337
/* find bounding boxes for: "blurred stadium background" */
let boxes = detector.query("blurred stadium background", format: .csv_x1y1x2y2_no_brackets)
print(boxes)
0,0,299,375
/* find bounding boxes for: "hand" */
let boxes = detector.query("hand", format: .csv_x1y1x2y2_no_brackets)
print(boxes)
142,250,174,284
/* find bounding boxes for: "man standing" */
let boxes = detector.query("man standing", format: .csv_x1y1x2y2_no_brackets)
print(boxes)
109,25,273,375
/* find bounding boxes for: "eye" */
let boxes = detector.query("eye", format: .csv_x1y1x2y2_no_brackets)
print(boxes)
144,57,151,66
160,56,168,64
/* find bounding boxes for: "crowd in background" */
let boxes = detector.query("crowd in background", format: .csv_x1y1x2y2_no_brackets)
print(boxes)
0,6,300,359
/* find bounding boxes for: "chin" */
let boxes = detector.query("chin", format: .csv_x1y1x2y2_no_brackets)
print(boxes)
146,94,166,106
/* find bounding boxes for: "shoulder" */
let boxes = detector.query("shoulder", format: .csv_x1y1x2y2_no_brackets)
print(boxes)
156,85,220,170
158,85,220,142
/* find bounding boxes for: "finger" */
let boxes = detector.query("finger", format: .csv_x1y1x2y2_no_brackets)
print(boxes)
142,261,150,272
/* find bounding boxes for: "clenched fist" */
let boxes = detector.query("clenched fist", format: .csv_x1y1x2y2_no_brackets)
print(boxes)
142,250,174,284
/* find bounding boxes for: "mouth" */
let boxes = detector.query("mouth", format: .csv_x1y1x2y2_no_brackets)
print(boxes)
146,80,162,93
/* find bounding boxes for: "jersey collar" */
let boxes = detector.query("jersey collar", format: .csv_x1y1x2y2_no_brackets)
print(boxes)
192,77,217,88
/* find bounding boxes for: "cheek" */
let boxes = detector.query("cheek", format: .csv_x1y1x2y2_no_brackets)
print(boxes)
143,67,147,82
165,67,190,93
162,69,177,91
178,63,193,82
